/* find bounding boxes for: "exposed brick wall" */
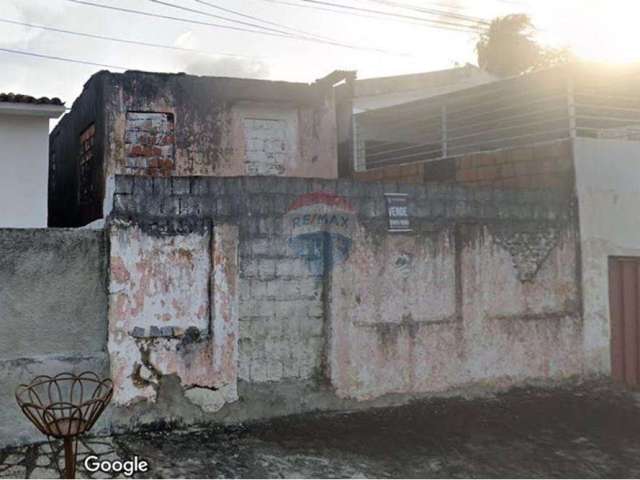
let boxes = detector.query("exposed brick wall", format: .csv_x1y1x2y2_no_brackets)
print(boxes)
124,112,176,174
353,140,574,190
450,140,573,189
238,231,325,383
352,162,425,184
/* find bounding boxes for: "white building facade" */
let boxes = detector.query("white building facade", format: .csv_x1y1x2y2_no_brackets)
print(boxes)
0,94,65,228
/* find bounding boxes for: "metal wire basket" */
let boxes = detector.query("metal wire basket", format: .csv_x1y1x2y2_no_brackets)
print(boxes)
15,372,113,479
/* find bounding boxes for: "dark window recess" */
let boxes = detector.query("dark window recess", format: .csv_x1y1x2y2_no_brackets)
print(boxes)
78,124,97,205
49,132,59,199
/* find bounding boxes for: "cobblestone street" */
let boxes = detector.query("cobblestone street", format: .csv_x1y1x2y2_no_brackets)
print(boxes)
3,381,640,478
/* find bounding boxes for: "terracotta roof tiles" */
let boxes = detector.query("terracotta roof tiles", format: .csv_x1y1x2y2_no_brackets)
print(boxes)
0,92,64,106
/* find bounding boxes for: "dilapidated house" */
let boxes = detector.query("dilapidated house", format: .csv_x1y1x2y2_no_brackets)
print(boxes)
5,62,640,449
49,70,348,227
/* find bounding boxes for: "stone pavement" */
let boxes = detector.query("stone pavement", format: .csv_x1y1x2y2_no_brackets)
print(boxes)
3,381,640,478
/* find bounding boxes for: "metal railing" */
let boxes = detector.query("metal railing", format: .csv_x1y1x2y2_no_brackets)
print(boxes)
355,66,640,171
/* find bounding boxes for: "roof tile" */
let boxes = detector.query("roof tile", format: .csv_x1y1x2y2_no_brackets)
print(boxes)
0,92,64,106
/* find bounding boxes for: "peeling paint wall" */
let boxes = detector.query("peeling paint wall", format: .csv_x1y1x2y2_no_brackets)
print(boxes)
4,174,592,447
573,138,640,376
111,175,585,426
103,75,338,179
327,222,582,400
108,219,238,412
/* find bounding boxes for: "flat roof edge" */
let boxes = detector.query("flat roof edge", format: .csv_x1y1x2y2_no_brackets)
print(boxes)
0,102,66,118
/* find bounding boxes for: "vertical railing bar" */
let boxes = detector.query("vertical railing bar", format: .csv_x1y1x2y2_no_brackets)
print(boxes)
441,104,448,159
567,76,577,139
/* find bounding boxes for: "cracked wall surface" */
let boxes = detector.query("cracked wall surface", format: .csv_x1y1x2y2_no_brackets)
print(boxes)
112,176,584,413
108,220,238,410
3,175,590,447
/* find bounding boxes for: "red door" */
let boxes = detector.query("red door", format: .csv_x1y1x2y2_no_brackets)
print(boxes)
609,257,640,387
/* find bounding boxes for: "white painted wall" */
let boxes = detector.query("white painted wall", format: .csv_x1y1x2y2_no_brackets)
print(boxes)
0,113,52,228
232,103,302,176
574,138,640,375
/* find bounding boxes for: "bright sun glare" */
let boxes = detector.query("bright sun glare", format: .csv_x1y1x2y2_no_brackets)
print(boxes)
542,2,640,64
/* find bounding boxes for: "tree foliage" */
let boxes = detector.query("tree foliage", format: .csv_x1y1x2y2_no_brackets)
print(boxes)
476,14,572,77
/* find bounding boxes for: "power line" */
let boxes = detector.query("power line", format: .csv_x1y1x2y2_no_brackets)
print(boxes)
0,17,269,62
65,0,299,39
147,0,302,38
259,0,484,33
0,46,127,70
149,0,391,51
259,0,481,33
363,0,490,26
294,0,486,31
65,0,407,56
191,0,337,42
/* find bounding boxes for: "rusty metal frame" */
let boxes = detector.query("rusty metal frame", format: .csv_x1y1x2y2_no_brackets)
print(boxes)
15,372,113,479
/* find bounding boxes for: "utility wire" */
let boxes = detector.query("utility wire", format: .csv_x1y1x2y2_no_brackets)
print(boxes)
364,0,490,26
149,0,375,49
65,0,407,56
0,46,127,70
259,0,482,33
294,0,486,31
147,0,304,38
65,0,302,39
0,17,269,62
191,0,338,42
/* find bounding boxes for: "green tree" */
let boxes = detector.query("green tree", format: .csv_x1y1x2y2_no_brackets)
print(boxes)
476,14,571,77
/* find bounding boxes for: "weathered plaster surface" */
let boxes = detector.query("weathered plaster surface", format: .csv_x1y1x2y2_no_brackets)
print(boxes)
573,138,640,375
107,176,582,431
460,225,582,383
0,229,108,448
328,220,581,400
103,73,337,180
108,220,239,409
328,226,459,399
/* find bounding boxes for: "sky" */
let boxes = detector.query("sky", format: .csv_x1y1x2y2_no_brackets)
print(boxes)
1,0,639,109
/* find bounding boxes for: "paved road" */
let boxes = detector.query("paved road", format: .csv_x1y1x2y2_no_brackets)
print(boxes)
2,381,640,478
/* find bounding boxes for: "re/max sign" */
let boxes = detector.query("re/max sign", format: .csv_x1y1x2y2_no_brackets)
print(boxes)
291,213,350,228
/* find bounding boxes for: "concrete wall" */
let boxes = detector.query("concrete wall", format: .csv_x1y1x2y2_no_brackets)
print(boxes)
0,115,50,228
573,138,640,375
0,229,108,447
109,175,584,432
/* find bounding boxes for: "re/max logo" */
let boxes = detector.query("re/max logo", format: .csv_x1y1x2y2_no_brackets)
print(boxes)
291,214,350,228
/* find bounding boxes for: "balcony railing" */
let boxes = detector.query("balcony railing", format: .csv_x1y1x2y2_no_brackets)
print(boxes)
354,64,640,171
